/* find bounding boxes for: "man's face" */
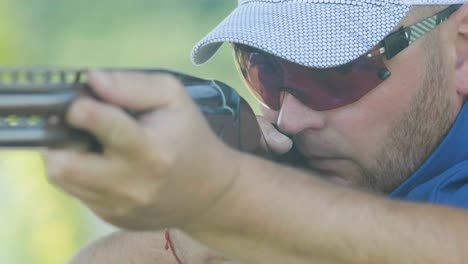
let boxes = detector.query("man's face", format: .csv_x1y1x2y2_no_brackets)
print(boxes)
272,14,462,193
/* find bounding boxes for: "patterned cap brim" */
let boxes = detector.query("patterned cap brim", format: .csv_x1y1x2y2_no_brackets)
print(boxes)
191,2,411,68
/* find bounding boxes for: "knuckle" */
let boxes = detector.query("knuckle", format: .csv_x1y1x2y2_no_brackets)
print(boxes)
113,183,156,214
130,190,155,209
69,98,100,128
108,71,138,96
159,73,182,88
105,114,132,146
68,99,85,120
142,142,176,176
150,152,175,175
109,71,126,88
156,74,186,95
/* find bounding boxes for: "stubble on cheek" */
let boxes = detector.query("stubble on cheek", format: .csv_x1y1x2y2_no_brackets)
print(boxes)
358,50,456,194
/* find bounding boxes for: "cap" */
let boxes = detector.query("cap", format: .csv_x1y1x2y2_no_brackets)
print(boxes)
191,0,466,68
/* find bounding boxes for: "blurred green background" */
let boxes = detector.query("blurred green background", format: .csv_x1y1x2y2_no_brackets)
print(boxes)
0,1,253,263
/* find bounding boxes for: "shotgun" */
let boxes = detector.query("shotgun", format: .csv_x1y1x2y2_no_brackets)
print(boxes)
0,67,305,166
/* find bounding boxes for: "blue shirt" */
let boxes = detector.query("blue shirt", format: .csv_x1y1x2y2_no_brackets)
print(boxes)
390,101,468,209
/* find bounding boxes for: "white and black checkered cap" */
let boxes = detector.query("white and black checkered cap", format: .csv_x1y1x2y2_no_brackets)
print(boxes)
191,0,466,68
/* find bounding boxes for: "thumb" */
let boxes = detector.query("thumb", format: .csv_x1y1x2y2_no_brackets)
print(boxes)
257,115,293,155
87,70,191,111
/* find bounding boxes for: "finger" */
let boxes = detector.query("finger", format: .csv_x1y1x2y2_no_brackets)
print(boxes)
258,103,279,123
87,70,191,111
42,149,120,192
257,115,293,155
53,180,103,203
67,97,144,154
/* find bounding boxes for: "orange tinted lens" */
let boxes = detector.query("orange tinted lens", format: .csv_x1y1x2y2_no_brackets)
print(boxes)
233,44,387,111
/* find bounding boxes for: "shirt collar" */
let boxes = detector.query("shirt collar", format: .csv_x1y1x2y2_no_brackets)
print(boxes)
390,100,468,197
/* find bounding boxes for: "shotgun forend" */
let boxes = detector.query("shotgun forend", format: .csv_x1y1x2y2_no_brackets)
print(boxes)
0,68,262,153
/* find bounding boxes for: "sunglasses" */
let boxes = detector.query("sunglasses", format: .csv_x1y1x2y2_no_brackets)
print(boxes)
233,4,461,111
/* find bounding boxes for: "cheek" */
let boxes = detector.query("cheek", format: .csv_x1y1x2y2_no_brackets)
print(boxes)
329,55,426,162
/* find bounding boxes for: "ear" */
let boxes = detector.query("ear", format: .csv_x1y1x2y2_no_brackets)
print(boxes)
454,4,468,96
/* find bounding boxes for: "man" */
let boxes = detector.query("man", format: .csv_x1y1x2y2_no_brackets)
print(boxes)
45,1,468,263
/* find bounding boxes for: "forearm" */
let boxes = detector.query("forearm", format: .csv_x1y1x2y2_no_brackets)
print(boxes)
184,152,468,264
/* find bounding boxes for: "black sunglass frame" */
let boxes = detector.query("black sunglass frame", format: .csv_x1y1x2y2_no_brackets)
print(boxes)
368,4,462,60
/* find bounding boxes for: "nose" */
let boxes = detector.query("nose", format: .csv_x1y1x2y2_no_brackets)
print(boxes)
276,93,326,136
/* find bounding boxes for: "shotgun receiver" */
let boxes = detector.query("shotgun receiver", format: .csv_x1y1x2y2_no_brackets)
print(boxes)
0,68,262,153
